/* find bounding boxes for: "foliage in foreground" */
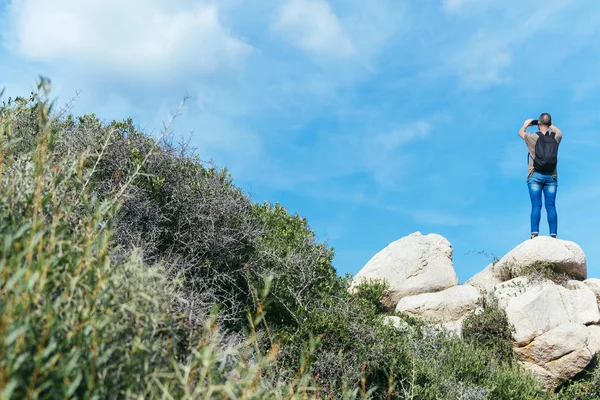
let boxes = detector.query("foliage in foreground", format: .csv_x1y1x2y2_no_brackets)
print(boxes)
557,357,600,400
3,80,592,398
0,82,372,399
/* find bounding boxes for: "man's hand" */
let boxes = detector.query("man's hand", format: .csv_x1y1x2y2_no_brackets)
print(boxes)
519,119,534,139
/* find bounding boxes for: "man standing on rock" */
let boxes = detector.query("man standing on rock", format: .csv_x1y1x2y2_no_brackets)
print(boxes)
518,113,562,239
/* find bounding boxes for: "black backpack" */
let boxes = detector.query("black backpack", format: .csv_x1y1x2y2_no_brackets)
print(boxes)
531,131,559,173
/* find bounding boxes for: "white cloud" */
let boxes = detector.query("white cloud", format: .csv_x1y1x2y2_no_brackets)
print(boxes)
272,0,354,58
443,0,471,13
442,0,500,15
336,0,408,65
376,121,431,150
4,0,253,82
354,120,433,190
228,117,433,195
443,0,576,89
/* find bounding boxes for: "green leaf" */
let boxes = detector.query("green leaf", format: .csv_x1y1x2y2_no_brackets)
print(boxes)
2,379,18,399
41,339,58,360
3,233,13,255
13,353,29,371
6,325,28,346
63,350,81,376
27,270,40,290
41,192,53,208
66,372,83,397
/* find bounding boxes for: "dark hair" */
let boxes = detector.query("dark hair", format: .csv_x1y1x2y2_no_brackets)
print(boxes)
538,113,552,126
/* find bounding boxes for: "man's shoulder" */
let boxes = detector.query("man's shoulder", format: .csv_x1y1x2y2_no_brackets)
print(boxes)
524,132,539,143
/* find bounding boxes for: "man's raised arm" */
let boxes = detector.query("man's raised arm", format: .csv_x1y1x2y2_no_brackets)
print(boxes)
550,124,562,139
519,118,534,139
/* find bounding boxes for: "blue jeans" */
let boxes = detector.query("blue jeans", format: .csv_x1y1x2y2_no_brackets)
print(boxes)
527,171,558,236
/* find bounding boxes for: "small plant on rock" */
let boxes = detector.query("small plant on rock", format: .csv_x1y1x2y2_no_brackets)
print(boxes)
498,260,570,286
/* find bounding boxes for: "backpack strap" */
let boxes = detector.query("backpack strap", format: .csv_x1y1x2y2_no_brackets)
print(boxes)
537,131,556,139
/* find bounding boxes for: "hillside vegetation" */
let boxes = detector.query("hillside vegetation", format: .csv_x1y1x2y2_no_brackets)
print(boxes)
1,80,599,399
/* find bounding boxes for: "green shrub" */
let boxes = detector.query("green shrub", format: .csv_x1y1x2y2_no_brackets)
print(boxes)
363,317,547,399
3,88,264,329
462,297,515,364
0,80,371,399
0,83,182,398
249,201,339,328
352,278,393,315
556,356,600,399
498,260,570,286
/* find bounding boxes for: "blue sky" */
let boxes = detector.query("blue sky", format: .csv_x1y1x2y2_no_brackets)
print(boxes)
1,0,599,283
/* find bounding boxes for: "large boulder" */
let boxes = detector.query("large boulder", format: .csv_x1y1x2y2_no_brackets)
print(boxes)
493,277,600,390
395,284,481,338
396,284,480,323
467,237,587,293
494,278,599,346
515,323,593,390
350,232,458,306
567,280,589,291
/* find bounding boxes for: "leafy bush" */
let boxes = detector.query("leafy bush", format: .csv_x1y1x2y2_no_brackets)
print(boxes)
352,278,393,315
0,83,183,398
249,201,338,328
364,318,547,400
3,89,266,329
462,297,515,364
0,80,372,399
555,356,600,399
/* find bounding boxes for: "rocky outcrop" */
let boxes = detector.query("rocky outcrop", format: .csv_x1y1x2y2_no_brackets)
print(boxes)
350,232,458,306
567,280,589,290
369,231,598,391
464,265,502,296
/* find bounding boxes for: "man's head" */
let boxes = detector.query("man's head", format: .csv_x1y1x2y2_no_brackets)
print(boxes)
538,113,552,127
